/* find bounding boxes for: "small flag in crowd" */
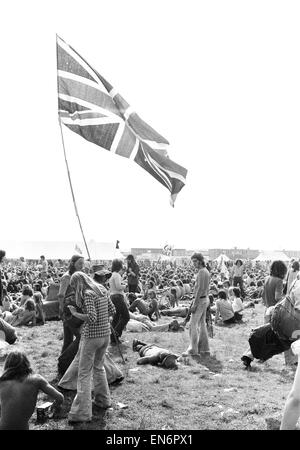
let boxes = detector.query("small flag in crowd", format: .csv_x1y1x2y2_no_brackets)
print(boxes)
75,244,82,254
56,35,187,205
163,244,173,256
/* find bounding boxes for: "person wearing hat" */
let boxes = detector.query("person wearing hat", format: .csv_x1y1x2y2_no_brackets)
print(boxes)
93,270,112,290
183,253,210,357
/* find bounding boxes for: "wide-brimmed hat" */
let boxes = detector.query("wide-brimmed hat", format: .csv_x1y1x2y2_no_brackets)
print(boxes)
94,270,111,279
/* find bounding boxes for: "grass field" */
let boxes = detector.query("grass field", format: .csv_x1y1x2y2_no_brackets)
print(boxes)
0,303,297,430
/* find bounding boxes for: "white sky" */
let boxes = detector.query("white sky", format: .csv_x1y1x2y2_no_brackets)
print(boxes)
1,0,300,253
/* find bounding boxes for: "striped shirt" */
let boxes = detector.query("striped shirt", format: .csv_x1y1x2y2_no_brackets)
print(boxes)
81,289,116,339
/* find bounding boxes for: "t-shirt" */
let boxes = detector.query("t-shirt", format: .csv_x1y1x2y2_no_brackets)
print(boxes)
41,260,48,273
109,272,125,295
194,267,210,301
215,299,235,321
232,297,243,313
233,266,243,278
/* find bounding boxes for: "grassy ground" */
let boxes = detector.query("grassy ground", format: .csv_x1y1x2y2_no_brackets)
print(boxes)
0,303,296,430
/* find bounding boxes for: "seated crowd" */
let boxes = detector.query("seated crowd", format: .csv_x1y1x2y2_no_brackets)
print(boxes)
2,248,296,429
0,252,269,344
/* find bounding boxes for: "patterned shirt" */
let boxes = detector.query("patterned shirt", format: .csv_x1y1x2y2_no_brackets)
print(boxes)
81,289,116,339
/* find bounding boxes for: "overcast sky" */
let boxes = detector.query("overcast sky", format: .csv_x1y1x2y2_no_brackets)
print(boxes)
1,0,300,255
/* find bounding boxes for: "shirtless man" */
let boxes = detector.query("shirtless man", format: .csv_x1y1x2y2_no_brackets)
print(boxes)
0,351,64,430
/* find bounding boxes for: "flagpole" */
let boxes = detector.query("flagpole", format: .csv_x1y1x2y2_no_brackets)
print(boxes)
58,118,92,261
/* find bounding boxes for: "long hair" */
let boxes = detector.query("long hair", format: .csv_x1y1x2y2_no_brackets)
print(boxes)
0,351,33,382
70,271,107,308
0,250,6,263
270,260,287,279
126,254,135,264
111,259,123,273
68,255,85,276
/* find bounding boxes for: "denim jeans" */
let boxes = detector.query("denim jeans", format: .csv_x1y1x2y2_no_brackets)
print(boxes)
233,276,245,298
58,336,80,376
111,294,130,339
68,336,111,422
186,298,210,355
61,320,81,355
59,349,123,390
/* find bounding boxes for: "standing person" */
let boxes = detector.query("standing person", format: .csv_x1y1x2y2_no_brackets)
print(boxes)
109,259,130,344
286,261,300,295
39,255,48,281
57,255,85,376
0,250,6,307
262,260,287,317
233,260,245,299
67,271,115,423
182,253,210,357
126,255,140,293
0,351,64,430
19,257,27,274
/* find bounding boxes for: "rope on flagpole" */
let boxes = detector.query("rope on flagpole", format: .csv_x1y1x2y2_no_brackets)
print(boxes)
58,118,92,261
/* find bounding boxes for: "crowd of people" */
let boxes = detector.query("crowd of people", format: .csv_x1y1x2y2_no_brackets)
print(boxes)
1,248,300,429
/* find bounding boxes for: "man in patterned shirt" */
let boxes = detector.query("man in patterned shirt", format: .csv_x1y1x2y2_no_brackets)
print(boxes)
66,271,116,423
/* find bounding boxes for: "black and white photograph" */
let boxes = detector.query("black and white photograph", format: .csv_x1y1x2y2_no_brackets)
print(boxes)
1,0,300,438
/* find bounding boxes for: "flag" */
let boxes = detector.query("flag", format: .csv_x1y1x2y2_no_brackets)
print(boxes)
75,244,82,255
163,244,173,256
56,35,187,205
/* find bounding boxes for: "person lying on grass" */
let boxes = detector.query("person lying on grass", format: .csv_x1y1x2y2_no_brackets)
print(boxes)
132,338,179,369
127,313,184,332
0,351,64,430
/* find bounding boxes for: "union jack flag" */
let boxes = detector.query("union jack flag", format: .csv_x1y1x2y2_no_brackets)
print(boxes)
56,35,187,205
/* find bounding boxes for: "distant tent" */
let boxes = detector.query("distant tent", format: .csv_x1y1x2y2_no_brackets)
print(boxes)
253,251,290,262
214,254,230,263
0,240,124,260
87,241,125,261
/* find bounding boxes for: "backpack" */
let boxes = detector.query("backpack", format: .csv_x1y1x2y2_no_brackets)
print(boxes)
270,293,300,341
